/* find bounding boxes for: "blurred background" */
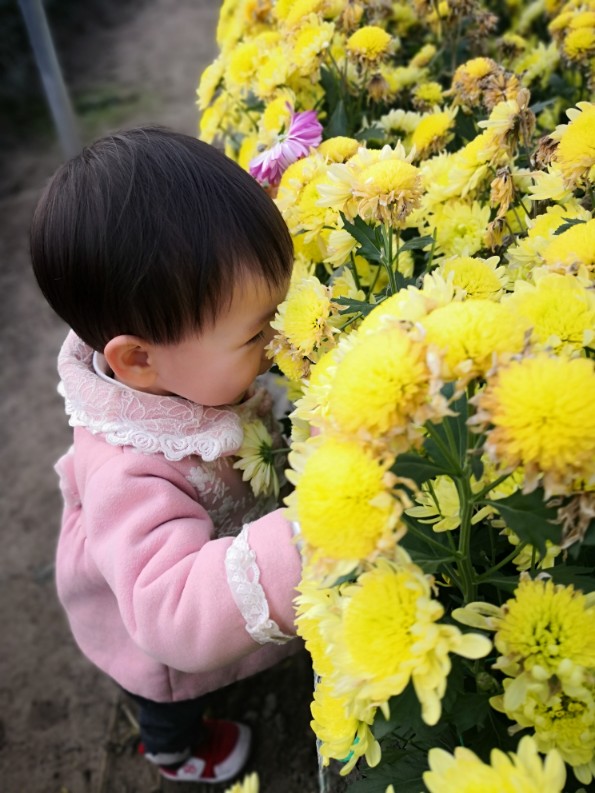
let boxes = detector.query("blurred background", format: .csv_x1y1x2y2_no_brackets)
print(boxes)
0,2,321,791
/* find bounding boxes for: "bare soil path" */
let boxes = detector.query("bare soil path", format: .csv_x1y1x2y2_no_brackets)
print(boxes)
0,3,339,791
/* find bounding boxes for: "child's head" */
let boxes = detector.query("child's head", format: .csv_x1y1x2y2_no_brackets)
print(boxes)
31,127,294,405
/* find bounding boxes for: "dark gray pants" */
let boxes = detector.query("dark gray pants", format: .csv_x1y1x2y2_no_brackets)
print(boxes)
125,689,205,757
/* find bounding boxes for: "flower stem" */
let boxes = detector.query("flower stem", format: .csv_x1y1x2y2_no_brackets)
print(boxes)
426,230,438,271
403,516,460,558
455,476,477,603
382,222,398,294
349,252,361,290
472,472,512,503
477,542,528,582
425,422,461,474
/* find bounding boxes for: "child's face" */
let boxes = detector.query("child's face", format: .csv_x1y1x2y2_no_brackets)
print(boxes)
149,276,289,407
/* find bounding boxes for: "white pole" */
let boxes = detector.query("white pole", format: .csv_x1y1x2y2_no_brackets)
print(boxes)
18,0,81,158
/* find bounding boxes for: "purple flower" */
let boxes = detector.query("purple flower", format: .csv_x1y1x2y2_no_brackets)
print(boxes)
249,109,323,187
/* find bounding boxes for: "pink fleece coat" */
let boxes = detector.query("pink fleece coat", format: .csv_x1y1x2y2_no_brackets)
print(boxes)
54,332,302,702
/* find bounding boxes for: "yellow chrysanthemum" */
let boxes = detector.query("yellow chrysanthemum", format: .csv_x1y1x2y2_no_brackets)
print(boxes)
277,0,323,27
475,353,595,495
409,42,436,68
324,227,359,267
290,346,338,427
296,175,339,242
325,324,442,450
271,275,334,356
236,134,259,171
318,136,360,163
494,676,595,782
310,677,380,774
259,92,294,138
478,89,535,151
294,579,338,677
325,148,423,225
412,81,444,109
407,475,489,532
444,132,504,198
410,109,457,159
383,63,427,95
505,202,591,280
563,24,595,59
216,0,247,50
275,152,324,227
505,272,595,352
551,102,595,187
328,559,491,725
540,217,595,276
196,56,224,110
439,255,507,300
356,289,435,337
421,300,528,380
254,45,291,98
233,420,281,498
269,336,311,382
514,42,560,88
493,576,595,679
451,57,498,106
354,150,424,226
292,438,402,563
225,40,260,90
378,108,422,136
291,18,335,76
224,772,259,793
346,25,392,64
504,529,561,572
391,1,418,34
425,200,491,258
198,93,237,144
423,736,566,793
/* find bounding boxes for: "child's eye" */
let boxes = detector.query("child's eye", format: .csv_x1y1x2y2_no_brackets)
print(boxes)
247,330,265,345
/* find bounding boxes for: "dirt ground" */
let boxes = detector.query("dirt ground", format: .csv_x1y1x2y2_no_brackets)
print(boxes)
0,3,348,791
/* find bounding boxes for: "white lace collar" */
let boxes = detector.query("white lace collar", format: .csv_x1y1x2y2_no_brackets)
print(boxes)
57,332,247,462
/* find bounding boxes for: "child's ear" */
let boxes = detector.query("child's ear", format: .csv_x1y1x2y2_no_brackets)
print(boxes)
103,335,159,390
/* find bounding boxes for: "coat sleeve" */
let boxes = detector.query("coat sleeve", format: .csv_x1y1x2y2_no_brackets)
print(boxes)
80,448,302,674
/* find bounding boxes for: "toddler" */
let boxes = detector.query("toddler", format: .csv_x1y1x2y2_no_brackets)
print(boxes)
30,127,303,784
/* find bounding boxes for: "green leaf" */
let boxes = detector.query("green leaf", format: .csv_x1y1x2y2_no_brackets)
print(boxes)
553,217,587,235
399,234,435,252
485,488,561,555
478,572,520,593
470,452,484,482
346,750,428,793
392,452,450,485
355,125,387,144
243,92,265,112
334,296,376,316
467,710,520,763
547,564,595,593
529,98,556,114
340,213,384,263
400,524,458,574
581,517,595,546
447,693,491,734
374,684,451,746
421,388,470,475
423,434,456,473
320,65,340,114
326,98,350,137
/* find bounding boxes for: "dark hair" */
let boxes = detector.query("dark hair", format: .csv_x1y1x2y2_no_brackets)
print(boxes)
30,127,294,351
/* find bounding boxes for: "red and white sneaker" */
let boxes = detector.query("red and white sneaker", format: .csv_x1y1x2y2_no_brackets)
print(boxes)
159,719,252,783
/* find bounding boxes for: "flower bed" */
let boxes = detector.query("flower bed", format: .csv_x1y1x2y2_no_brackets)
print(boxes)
200,1,595,790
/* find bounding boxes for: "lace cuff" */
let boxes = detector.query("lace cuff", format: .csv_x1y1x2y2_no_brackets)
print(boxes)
225,525,294,645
